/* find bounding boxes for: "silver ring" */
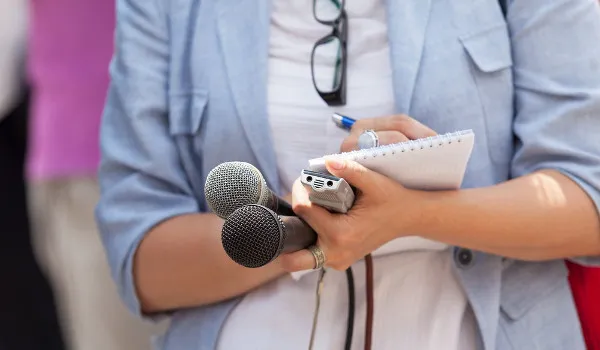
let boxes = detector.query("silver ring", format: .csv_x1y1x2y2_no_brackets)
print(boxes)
308,245,326,270
357,129,379,149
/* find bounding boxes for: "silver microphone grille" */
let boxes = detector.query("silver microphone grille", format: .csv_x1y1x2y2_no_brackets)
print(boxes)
205,162,265,219
221,205,285,268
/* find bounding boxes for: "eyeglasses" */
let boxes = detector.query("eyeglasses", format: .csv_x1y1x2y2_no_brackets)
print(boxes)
311,0,348,107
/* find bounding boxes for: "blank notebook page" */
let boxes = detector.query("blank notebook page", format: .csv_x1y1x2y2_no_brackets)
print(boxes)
308,130,475,191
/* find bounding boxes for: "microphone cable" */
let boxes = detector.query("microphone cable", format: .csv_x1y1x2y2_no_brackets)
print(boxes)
343,255,375,350
364,254,374,350
344,267,355,350
306,261,372,350
308,269,326,350
308,267,355,350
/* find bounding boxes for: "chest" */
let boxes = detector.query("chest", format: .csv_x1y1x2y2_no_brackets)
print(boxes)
164,0,514,203
267,0,397,191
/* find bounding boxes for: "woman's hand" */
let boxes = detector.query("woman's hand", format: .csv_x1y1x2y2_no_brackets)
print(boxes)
341,114,437,152
278,114,438,272
279,158,428,272
283,193,293,204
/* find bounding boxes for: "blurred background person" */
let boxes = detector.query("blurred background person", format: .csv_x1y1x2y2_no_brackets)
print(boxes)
26,0,166,349
0,0,66,349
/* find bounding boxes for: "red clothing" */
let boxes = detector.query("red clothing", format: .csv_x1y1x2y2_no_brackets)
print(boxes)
568,261,600,350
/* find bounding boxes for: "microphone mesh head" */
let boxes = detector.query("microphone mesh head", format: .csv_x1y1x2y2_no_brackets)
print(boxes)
205,162,264,218
221,205,285,268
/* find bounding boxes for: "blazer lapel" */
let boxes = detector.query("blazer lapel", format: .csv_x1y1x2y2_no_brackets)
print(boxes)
457,255,502,350
215,0,433,190
215,0,280,192
385,0,433,115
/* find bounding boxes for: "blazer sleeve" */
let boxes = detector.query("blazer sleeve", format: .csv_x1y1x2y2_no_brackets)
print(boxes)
95,0,199,318
507,0,600,266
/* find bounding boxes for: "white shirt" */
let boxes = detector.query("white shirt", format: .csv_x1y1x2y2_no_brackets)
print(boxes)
0,0,27,119
218,1,477,349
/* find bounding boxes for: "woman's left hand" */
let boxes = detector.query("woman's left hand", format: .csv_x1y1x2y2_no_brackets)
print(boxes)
279,158,427,272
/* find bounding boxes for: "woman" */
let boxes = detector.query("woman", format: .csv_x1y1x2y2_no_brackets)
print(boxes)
97,0,600,349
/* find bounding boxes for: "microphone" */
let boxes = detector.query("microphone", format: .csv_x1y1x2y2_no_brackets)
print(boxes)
221,204,317,268
204,162,295,219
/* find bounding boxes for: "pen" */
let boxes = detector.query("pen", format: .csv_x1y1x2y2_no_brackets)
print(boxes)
331,113,356,131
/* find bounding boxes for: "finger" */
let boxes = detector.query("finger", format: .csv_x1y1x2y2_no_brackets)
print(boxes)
291,178,310,207
351,115,437,139
279,247,322,272
291,179,338,235
324,158,381,192
377,131,410,145
397,116,437,139
340,131,409,152
282,192,293,204
350,115,394,134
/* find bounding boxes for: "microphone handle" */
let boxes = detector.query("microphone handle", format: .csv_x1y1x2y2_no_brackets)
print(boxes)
274,197,295,217
280,216,318,253
263,187,296,216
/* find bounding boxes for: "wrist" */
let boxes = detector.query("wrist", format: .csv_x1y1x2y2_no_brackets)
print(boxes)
402,189,452,239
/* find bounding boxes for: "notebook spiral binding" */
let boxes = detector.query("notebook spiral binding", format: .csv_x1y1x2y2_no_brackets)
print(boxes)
327,130,473,161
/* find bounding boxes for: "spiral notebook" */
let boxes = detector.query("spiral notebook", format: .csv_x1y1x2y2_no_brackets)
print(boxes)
308,130,475,191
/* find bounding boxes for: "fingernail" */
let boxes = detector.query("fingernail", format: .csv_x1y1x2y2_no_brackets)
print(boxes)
327,158,345,170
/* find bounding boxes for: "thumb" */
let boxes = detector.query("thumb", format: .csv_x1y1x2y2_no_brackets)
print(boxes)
324,158,375,191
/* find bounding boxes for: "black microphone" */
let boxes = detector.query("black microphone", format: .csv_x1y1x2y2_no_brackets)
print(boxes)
221,204,317,268
204,161,295,219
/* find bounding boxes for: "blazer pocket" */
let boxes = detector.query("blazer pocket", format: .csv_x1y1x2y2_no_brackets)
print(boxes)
498,261,584,350
460,25,515,165
168,90,209,136
500,260,568,320
460,25,512,73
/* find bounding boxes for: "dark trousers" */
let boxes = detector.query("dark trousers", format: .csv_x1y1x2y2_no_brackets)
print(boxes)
0,89,65,350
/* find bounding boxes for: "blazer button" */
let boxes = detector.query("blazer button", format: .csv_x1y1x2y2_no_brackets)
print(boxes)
455,248,474,268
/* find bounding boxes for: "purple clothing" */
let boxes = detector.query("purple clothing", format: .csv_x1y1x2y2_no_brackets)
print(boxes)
27,0,115,180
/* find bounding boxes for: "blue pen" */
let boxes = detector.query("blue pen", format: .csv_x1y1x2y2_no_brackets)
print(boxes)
331,113,356,131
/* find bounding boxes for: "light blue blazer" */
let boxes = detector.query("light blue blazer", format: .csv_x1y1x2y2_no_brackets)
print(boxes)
96,0,600,349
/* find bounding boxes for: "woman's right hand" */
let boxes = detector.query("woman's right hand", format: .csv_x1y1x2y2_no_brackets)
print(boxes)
341,114,437,152
281,158,426,272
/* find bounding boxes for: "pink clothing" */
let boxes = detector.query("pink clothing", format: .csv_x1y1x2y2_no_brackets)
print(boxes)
27,0,115,180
